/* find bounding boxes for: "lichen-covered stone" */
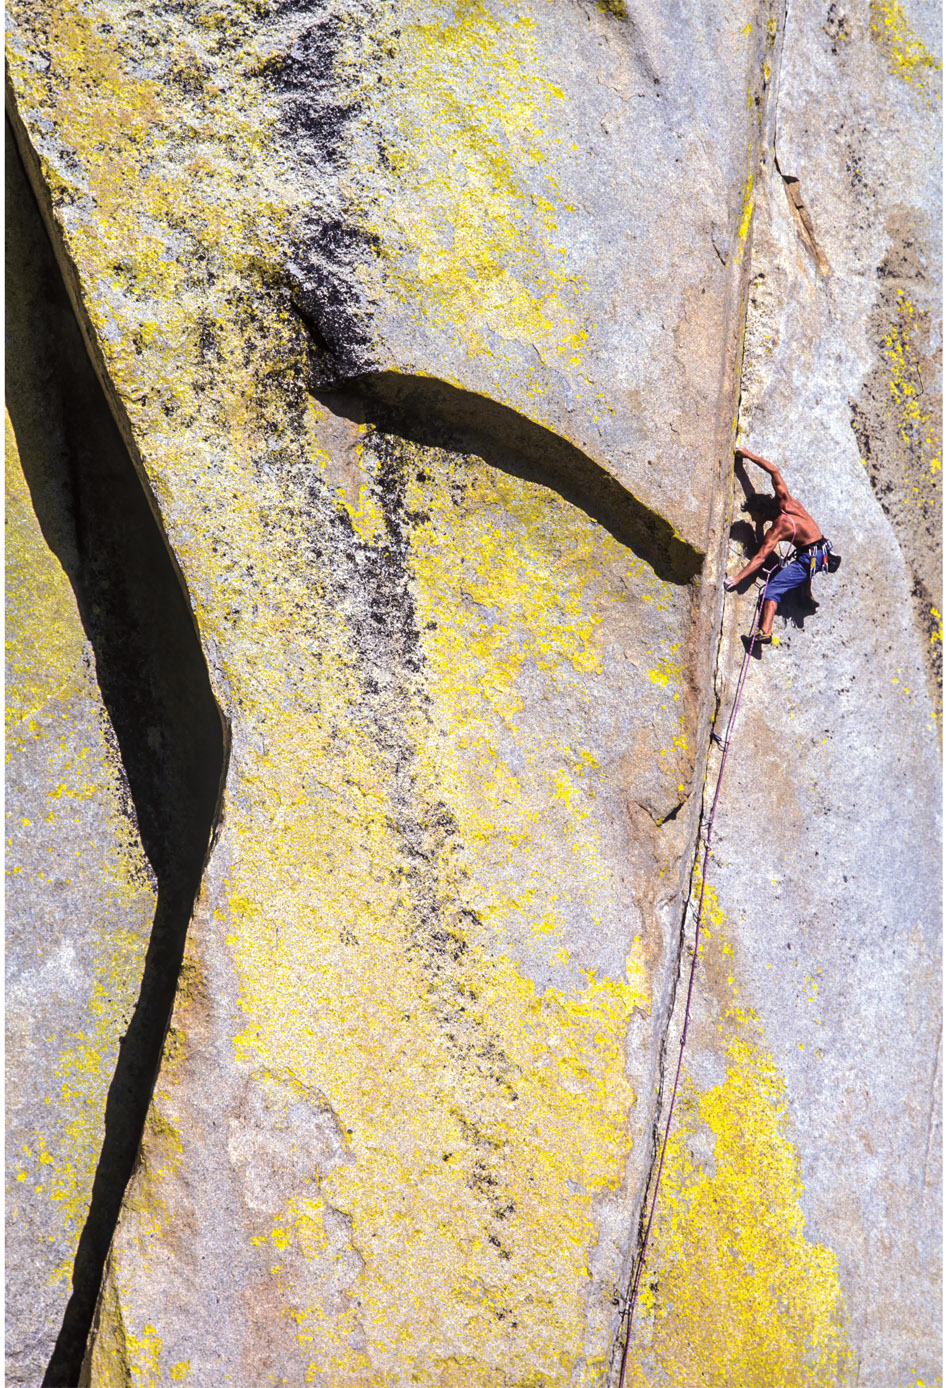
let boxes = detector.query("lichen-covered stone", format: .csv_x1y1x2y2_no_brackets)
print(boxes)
4,0,940,1384
5,413,156,1386
5,2,769,1379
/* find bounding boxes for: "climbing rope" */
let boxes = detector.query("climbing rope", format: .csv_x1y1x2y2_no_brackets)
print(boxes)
616,578,770,1388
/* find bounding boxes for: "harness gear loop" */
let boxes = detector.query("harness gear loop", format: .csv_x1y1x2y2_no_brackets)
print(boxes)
615,586,767,1388
765,513,840,592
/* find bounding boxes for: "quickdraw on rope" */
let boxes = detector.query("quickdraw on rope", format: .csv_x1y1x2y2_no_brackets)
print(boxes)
616,578,770,1388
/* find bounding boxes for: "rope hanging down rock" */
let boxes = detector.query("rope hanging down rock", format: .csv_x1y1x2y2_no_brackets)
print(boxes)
616,580,769,1388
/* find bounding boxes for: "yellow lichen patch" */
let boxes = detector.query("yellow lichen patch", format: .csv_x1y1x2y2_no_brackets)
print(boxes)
343,479,389,547
231,903,648,1379
403,446,610,893
881,290,942,494
123,1321,164,1388
6,0,304,547
625,885,852,1387
401,442,694,928
361,0,587,365
870,0,942,100
647,647,682,688
408,448,609,689
735,171,755,260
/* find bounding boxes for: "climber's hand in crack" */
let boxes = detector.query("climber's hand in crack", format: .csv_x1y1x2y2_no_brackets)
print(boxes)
735,445,790,505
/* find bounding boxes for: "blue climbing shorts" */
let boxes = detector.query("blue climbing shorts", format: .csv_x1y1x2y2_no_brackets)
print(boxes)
762,554,814,606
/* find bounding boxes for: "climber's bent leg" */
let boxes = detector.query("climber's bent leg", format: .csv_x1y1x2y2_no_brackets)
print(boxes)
759,598,778,637
758,557,811,636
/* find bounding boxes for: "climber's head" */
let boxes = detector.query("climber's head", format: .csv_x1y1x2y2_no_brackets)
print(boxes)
742,493,780,523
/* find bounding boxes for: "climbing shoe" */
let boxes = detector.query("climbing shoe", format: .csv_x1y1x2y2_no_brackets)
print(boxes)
742,631,773,657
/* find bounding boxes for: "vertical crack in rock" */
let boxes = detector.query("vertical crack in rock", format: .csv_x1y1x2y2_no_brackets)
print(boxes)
5,113,227,1386
607,7,789,1380
849,255,942,709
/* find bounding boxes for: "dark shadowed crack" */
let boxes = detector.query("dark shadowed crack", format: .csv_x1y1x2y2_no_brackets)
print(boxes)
5,109,227,1386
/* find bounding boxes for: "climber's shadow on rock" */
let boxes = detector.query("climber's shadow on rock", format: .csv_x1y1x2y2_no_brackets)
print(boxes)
729,456,776,580
733,457,779,536
777,583,819,630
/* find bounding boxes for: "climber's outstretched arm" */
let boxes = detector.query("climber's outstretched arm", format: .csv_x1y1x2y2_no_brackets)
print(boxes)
735,446,790,504
724,518,786,590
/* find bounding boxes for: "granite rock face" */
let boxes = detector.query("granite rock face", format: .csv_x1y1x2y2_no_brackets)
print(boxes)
3,0,940,1385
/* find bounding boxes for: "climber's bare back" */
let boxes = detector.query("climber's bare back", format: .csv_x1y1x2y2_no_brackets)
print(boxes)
774,494,823,547
766,496,823,548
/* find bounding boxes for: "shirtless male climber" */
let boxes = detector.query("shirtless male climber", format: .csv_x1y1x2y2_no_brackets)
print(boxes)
724,446,834,647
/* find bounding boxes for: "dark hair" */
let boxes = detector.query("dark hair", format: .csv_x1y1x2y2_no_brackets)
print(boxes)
742,493,780,521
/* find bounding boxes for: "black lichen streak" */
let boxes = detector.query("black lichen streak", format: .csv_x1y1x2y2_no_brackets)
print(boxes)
270,2,383,382
301,412,525,1262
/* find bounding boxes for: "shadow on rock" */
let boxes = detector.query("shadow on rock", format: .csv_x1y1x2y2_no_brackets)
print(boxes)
5,111,227,1385
314,372,704,587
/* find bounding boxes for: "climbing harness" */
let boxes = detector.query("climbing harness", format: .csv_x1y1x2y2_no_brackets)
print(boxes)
796,536,841,577
781,513,842,580
615,580,769,1388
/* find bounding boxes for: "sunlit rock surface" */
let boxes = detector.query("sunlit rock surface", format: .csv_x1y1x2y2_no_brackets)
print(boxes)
4,0,940,1383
